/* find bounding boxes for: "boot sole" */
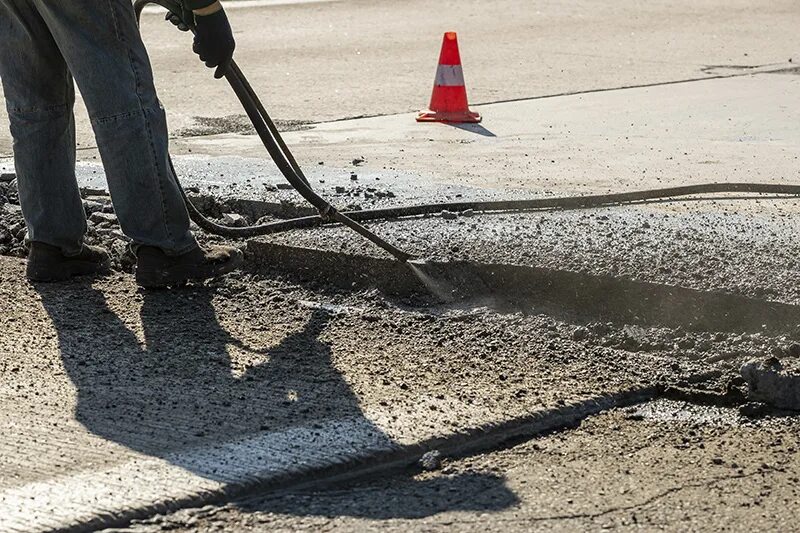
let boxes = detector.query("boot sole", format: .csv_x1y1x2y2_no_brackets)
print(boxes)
135,252,244,289
27,259,112,282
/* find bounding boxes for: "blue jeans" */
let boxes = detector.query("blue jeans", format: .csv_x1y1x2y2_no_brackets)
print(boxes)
0,0,196,255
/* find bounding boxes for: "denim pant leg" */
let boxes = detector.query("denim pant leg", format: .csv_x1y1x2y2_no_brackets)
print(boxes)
0,0,86,254
32,0,197,254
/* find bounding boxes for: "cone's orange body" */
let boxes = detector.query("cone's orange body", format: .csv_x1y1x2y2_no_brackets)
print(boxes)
417,32,481,123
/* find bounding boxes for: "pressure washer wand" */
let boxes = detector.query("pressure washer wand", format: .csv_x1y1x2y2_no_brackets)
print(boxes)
134,0,414,262
222,61,414,262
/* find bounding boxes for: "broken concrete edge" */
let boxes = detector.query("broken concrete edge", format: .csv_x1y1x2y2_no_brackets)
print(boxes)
186,194,317,222
244,240,800,336
740,358,800,411
42,386,660,533
77,186,317,222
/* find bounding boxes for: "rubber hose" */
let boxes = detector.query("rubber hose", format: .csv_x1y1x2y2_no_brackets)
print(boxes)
178,181,800,238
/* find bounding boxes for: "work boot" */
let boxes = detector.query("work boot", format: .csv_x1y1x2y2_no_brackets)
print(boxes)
135,244,243,288
26,242,111,282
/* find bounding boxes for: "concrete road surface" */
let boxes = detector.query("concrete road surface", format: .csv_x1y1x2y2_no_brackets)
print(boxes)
1,1,799,531
126,401,800,532
0,0,798,155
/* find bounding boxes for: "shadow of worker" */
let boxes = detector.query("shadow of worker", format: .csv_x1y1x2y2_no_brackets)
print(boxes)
34,279,517,519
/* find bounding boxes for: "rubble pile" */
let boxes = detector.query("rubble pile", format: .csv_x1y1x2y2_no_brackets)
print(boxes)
0,178,25,258
741,357,800,411
0,177,233,273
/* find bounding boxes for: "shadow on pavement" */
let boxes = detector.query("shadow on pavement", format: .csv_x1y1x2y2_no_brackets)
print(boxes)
445,122,497,137
34,279,518,519
240,471,519,520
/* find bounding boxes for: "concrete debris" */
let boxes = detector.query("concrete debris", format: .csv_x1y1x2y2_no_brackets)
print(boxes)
787,343,800,357
572,326,590,341
740,357,800,411
83,199,108,216
79,187,107,198
4,178,18,201
738,401,771,418
0,199,26,257
89,211,118,226
222,212,248,227
419,450,443,471
0,186,218,271
350,172,358,181
2,202,21,215
275,183,294,191
441,210,458,220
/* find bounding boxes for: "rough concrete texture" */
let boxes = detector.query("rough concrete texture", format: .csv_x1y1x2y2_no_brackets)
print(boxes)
741,358,800,411
125,400,800,532
0,255,697,531
1,3,798,527
256,201,800,305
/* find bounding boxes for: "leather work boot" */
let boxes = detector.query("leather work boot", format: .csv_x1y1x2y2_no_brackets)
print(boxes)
26,242,112,282
135,244,243,288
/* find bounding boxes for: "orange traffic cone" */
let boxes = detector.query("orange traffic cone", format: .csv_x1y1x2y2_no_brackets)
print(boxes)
417,32,481,123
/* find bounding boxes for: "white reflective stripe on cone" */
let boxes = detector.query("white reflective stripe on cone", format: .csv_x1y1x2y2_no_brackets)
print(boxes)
434,65,465,86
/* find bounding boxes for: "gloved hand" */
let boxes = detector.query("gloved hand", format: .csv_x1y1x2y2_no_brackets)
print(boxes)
192,7,235,79
165,5,193,32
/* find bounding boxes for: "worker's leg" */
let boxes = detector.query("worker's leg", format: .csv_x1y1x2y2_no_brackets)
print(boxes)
0,0,86,254
31,0,197,254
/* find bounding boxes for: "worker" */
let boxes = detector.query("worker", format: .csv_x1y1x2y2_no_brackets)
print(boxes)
0,0,242,287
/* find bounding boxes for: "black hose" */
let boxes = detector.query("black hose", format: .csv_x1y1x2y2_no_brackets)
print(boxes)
136,1,800,257
178,181,800,238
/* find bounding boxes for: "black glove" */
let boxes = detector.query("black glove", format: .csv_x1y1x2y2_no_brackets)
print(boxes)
192,8,235,79
165,6,194,32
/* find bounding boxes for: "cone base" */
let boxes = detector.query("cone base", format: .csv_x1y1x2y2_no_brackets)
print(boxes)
416,110,482,124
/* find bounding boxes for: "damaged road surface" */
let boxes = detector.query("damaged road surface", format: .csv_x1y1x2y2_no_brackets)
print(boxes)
126,400,800,532
1,15,799,529
2,225,799,531
4,180,800,531
4,182,800,532
1,255,696,532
